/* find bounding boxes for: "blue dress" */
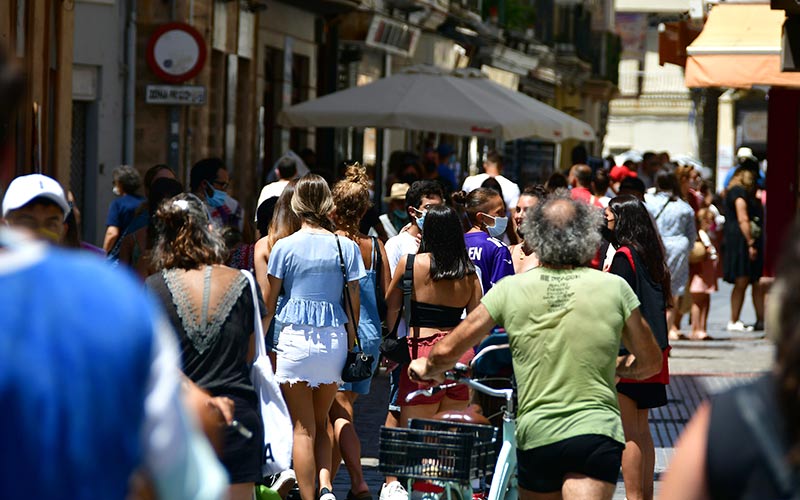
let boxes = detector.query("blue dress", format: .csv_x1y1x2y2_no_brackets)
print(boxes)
645,192,697,296
340,237,382,394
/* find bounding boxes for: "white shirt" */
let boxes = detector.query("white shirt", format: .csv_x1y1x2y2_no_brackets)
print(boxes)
384,231,419,339
378,214,400,240
462,173,521,212
257,180,290,212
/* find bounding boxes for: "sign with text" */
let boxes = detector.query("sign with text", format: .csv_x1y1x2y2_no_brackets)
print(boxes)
146,85,206,105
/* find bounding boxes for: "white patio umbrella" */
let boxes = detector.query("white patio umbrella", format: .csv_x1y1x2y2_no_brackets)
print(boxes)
277,65,595,142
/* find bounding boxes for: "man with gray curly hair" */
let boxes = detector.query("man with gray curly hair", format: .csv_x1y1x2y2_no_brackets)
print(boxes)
409,195,662,500
104,165,144,252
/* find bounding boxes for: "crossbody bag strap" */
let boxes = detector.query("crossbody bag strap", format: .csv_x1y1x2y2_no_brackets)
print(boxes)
654,198,673,221
240,270,268,358
335,235,361,351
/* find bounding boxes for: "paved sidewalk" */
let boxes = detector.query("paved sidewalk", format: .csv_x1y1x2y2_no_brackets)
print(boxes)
331,280,774,500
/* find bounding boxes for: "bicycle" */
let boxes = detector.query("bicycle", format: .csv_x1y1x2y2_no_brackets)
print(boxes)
378,344,517,500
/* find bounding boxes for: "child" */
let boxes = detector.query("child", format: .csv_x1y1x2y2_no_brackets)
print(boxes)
689,208,719,340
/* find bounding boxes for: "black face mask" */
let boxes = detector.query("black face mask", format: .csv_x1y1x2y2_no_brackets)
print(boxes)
600,225,618,246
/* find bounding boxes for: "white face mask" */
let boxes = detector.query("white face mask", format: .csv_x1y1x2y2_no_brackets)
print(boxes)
112,185,121,196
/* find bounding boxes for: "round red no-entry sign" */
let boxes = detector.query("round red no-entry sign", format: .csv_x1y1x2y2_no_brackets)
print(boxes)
146,22,207,84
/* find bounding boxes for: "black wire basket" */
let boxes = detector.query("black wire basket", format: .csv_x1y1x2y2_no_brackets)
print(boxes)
379,419,497,483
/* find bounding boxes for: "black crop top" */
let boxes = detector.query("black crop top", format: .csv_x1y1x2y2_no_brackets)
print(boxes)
409,300,464,328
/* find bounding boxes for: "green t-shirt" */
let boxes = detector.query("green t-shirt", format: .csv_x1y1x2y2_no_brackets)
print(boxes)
481,266,640,450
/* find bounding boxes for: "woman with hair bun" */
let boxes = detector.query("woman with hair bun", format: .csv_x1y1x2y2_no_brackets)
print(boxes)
329,163,390,500
145,193,266,500
263,174,366,500
452,188,515,293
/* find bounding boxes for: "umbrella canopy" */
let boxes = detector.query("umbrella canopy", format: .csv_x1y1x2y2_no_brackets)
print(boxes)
278,65,595,142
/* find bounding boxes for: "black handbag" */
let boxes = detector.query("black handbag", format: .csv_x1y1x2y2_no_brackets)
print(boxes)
336,236,375,383
379,254,414,364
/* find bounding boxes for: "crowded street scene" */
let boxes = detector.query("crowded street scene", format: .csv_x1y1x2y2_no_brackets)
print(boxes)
2,0,800,499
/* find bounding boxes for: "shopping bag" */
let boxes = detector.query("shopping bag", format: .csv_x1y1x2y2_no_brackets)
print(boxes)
241,270,293,477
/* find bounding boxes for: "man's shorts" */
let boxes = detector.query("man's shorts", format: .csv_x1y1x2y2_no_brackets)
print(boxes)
517,434,624,493
617,382,668,409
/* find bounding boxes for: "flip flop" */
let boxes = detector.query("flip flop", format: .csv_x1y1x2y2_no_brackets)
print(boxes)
690,333,715,341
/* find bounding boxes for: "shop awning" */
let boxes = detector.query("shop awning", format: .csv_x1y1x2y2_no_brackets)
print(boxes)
685,4,800,88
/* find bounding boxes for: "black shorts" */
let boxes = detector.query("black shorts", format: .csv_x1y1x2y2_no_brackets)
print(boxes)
517,434,624,493
219,393,264,484
616,383,667,409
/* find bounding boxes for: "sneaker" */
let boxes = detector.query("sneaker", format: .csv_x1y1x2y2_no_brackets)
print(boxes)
727,321,754,332
269,469,297,497
319,487,336,500
379,481,409,500
752,320,765,331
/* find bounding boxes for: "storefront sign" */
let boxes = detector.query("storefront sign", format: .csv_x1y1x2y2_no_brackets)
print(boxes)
146,85,207,105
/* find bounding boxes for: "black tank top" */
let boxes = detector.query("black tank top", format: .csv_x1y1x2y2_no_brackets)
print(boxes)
405,254,465,329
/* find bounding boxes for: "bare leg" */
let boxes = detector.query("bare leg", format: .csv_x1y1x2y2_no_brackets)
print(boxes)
282,382,319,500
730,277,749,323
383,409,401,485
639,409,656,500
313,383,340,495
690,293,710,339
331,391,370,496
618,393,644,500
561,473,615,500
752,281,765,324
518,485,561,500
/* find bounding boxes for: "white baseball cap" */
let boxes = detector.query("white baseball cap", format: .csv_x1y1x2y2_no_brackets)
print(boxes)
2,174,70,219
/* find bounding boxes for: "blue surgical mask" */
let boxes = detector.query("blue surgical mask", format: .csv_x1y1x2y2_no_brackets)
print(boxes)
206,185,227,208
484,214,508,238
412,208,427,232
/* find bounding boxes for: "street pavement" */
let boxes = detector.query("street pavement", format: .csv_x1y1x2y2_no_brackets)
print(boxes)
330,279,774,500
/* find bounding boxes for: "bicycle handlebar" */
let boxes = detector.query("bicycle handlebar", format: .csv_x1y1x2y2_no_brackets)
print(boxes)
405,359,514,403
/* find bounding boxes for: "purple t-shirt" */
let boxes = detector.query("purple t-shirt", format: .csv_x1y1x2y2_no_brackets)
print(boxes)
464,231,514,293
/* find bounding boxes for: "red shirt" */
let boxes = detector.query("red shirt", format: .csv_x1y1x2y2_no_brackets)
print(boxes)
570,186,603,208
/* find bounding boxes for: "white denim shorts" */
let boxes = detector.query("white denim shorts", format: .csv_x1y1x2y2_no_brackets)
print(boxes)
274,324,347,387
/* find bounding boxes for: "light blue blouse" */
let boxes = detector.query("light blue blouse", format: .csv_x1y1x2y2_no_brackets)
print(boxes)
268,232,366,328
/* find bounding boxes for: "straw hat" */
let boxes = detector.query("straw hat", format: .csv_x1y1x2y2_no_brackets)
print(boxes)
384,183,410,202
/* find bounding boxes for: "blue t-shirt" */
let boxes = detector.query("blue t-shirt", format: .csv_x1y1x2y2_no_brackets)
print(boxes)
0,245,154,499
107,194,144,232
268,232,366,328
464,231,514,293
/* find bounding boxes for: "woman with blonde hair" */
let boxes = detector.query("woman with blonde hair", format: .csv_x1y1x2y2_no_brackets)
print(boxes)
329,164,390,500
263,174,365,500
145,193,266,500
723,169,764,331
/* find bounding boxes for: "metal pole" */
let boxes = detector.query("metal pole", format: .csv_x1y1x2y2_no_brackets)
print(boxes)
123,0,137,166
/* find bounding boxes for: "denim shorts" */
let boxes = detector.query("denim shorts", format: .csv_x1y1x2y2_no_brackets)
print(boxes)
274,324,347,387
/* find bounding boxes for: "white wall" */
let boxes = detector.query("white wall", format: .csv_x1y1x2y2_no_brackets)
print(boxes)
73,0,125,245
604,115,696,157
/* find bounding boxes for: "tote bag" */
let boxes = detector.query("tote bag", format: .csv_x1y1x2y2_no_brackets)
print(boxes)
241,270,293,476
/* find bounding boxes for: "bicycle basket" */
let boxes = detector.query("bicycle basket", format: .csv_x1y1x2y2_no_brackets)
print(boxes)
379,419,497,483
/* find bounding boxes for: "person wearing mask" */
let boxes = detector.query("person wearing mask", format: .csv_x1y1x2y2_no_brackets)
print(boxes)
263,174,365,500
661,219,800,499
409,195,662,500
452,188,514,294
510,185,547,274
378,183,411,239
462,150,520,213
330,164,390,500
379,180,444,500
604,195,672,500
146,193,266,500
2,173,71,245
104,165,144,252
190,157,244,232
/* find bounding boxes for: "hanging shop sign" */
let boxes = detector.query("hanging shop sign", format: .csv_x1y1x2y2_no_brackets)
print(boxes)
145,85,207,105
146,22,207,84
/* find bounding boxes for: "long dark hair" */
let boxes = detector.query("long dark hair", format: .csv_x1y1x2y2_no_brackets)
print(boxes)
419,205,476,281
608,195,673,306
775,220,800,465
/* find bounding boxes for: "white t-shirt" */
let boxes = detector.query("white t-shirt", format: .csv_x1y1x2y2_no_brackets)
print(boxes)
257,180,290,214
462,173,521,212
384,231,419,338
